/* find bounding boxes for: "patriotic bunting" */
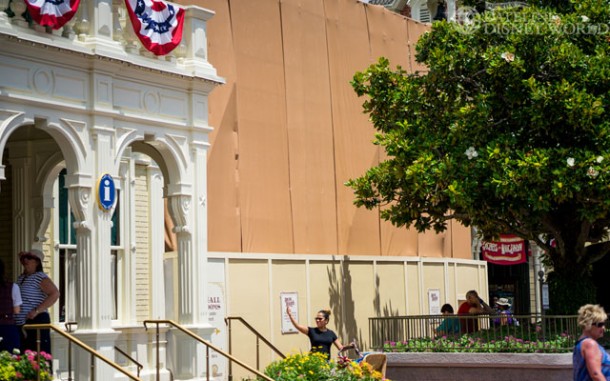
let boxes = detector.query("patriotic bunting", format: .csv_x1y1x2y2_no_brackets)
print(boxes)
124,0,185,56
24,0,81,30
22,0,185,56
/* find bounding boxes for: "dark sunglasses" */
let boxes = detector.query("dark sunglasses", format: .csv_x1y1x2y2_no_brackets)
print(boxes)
315,317,325,321
21,255,38,261
593,322,606,328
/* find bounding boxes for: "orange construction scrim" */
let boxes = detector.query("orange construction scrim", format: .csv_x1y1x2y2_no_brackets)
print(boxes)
194,0,470,258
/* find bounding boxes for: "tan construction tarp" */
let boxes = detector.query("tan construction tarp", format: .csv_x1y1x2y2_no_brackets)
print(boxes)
194,0,471,258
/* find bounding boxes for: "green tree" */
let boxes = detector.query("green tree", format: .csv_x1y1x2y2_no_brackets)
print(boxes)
348,0,610,314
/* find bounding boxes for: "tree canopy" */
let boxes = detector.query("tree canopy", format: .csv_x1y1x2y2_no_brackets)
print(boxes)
349,0,610,312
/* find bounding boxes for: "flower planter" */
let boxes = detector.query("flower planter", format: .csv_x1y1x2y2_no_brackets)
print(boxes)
386,352,572,381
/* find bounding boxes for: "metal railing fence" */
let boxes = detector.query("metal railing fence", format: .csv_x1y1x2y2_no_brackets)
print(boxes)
225,316,286,381
370,314,579,353
24,323,141,381
143,319,274,381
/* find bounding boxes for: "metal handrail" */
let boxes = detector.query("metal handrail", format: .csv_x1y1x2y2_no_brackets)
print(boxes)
114,346,144,377
368,313,579,351
23,323,141,381
143,319,274,381
225,315,286,377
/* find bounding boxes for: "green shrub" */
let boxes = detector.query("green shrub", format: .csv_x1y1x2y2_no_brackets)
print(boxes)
248,352,389,381
383,331,573,353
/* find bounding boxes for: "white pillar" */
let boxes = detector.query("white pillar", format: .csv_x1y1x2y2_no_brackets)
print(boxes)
90,125,115,330
9,146,33,275
191,141,208,325
167,191,197,379
191,139,213,379
67,122,117,381
148,163,165,319
119,152,137,324
66,182,93,328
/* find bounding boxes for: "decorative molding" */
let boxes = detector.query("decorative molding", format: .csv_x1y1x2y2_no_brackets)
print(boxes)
68,186,91,232
33,206,50,243
164,133,189,173
0,111,27,159
169,194,191,236
58,118,88,161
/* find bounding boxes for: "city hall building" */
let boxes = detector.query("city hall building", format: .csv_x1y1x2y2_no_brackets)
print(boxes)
0,0,540,380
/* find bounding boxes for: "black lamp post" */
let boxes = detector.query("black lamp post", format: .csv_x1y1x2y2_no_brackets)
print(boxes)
538,270,546,339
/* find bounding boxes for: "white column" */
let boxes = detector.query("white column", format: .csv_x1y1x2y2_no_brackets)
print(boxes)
9,149,32,263
66,183,93,327
67,123,117,381
191,139,213,379
148,164,165,319
191,140,209,325
91,126,115,330
167,191,197,379
168,192,194,323
119,153,137,324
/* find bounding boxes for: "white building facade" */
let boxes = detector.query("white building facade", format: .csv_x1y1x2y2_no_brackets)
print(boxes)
0,1,222,380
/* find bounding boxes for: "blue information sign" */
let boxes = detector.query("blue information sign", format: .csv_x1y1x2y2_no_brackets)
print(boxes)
97,173,116,211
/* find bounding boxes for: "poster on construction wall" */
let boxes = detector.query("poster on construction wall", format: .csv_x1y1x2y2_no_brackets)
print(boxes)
280,292,299,334
428,289,441,315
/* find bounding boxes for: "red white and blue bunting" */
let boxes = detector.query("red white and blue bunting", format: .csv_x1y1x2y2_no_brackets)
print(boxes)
124,0,185,56
22,0,185,56
24,0,81,30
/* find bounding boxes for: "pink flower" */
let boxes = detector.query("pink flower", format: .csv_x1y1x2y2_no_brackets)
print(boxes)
41,351,52,361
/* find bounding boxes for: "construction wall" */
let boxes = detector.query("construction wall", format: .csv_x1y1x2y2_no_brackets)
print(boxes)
209,253,489,380
189,0,472,258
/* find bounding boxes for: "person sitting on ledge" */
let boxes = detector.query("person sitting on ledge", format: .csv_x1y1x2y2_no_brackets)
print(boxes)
436,303,460,336
458,290,493,334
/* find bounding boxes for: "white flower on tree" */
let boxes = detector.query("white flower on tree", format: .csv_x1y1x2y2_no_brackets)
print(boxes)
465,147,478,160
501,52,515,62
587,167,599,178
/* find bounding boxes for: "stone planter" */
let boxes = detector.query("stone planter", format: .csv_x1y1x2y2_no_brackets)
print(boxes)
386,352,572,381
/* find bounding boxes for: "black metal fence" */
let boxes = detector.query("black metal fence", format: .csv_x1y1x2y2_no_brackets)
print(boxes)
370,314,580,353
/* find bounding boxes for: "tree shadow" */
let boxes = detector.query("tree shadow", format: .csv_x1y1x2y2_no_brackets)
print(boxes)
327,258,404,351
373,272,404,348
327,256,358,348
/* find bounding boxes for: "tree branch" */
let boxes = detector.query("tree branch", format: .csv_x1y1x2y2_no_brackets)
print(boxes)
585,241,610,265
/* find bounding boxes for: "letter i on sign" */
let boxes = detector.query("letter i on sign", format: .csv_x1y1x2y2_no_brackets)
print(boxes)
104,180,111,202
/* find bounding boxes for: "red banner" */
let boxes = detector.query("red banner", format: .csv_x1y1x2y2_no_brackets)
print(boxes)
481,234,527,265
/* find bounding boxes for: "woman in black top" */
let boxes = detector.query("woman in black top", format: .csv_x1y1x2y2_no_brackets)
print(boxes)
286,306,353,359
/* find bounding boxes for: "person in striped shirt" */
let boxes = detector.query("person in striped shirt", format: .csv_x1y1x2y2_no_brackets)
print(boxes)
16,249,59,356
